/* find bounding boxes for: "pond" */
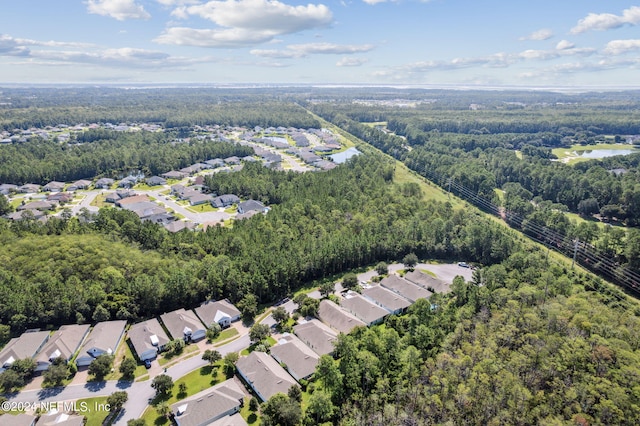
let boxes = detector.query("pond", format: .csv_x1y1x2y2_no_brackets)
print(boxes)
574,149,637,159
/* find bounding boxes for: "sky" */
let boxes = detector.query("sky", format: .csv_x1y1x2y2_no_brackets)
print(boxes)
1,0,639,88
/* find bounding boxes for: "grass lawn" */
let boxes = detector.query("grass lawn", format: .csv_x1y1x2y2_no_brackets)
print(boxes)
240,397,261,425
90,193,109,208
224,205,237,214
159,344,199,366
393,161,459,205
76,396,110,426
362,121,388,128
106,339,149,381
418,268,437,277
186,203,217,213
212,327,239,344
141,362,228,425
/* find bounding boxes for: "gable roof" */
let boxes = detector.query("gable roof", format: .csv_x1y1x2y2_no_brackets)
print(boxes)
340,293,389,324
77,320,126,363
160,308,206,340
195,299,241,327
380,274,433,302
170,379,245,426
36,411,84,426
318,299,366,334
270,335,319,380
35,324,90,366
0,331,50,368
164,221,196,233
404,270,451,294
362,285,412,312
116,194,151,207
128,318,170,360
236,351,297,402
293,319,338,356
0,413,37,426
237,200,265,214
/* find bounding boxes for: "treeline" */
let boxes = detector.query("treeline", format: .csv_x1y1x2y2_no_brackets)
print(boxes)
307,102,640,277
0,134,253,185
312,249,640,425
0,88,320,130
0,155,516,331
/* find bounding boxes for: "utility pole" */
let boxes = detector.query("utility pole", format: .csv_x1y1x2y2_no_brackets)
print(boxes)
571,239,579,269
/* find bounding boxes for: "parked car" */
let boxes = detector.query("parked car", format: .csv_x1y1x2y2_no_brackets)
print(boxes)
144,359,152,369
458,262,470,268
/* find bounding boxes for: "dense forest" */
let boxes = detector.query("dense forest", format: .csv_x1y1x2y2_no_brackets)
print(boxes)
0,134,253,185
0,155,514,331
2,87,640,424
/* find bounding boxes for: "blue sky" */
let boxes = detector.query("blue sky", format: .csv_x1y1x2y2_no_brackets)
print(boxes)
1,0,639,87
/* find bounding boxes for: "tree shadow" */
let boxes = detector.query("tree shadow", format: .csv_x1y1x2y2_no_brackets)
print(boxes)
247,413,258,424
84,381,106,392
37,386,63,400
116,380,133,389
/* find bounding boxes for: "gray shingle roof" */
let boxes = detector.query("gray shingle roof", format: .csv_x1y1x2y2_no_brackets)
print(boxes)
171,379,245,426
293,319,337,356
160,308,206,340
380,274,433,302
362,285,412,313
236,351,297,402
270,335,319,380
404,270,451,294
318,300,366,334
340,293,389,325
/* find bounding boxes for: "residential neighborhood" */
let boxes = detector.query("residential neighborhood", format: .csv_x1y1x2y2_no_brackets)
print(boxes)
0,263,472,425
1,124,357,233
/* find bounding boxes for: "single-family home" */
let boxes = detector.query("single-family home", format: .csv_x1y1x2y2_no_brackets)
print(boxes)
115,194,150,208
189,193,212,206
293,319,338,356
404,270,451,294
164,221,196,233
179,166,200,176
0,183,18,195
380,275,433,303
224,156,241,165
211,194,240,208
161,170,187,180
160,308,207,343
146,176,167,186
195,299,241,329
0,330,50,372
362,285,411,315
340,292,389,326
35,324,91,372
36,410,85,426
18,184,41,193
171,379,246,426
6,210,45,221
237,200,266,215
43,181,66,192
117,176,138,188
68,179,92,191
47,192,73,204
128,318,170,362
205,158,225,168
18,200,55,211
317,300,366,335
236,351,297,402
0,413,37,426
94,178,114,189
270,334,319,381
75,320,127,367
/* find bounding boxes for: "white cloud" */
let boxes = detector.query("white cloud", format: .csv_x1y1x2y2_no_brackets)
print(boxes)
155,27,278,48
0,35,31,56
156,0,199,5
362,0,389,4
556,40,575,50
251,42,374,58
157,0,333,47
571,6,640,34
85,0,151,21
519,28,554,41
336,57,367,66
604,39,640,55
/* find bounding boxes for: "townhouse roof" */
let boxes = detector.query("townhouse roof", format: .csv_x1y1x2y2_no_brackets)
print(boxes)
317,299,366,334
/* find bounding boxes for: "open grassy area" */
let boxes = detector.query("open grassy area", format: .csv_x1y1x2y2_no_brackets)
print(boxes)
240,397,261,425
76,396,110,426
393,161,460,206
159,344,199,366
90,193,109,208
